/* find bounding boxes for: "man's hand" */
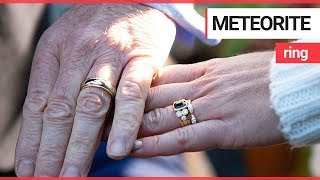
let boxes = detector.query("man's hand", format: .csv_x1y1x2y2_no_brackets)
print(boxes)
15,4,176,177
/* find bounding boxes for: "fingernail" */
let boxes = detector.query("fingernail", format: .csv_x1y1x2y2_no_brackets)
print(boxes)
16,159,35,177
63,166,81,177
134,140,142,150
109,140,126,157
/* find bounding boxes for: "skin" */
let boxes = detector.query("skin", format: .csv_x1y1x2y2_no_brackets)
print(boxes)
15,4,285,176
132,51,286,157
15,4,176,177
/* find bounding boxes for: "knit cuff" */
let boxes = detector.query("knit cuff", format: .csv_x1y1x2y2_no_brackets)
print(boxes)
270,39,320,147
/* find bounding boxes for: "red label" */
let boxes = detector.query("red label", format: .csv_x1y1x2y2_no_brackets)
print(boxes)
1,178,320,180
2,178,320,180
1,0,320,3
276,42,320,63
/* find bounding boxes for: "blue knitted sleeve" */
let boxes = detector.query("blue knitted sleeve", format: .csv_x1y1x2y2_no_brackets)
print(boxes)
270,39,320,147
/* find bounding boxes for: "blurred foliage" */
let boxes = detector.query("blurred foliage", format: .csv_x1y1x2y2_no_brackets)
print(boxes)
298,147,311,176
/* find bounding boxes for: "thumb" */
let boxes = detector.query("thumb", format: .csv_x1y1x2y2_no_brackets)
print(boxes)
106,56,165,159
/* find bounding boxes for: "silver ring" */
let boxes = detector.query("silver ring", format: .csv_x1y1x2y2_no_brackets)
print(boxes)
81,78,116,98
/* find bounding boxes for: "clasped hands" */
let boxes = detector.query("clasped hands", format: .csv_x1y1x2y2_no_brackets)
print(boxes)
15,4,285,177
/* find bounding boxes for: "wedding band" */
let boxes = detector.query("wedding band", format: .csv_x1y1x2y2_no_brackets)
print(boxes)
81,78,116,98
173,99,197,127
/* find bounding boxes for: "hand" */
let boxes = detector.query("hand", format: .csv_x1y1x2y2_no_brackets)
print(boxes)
15,4,176,177
132,51,286,157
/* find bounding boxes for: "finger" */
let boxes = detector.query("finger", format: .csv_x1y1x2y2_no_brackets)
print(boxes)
107,58,155,159
15,42,59,177
145,82,195,112
141,95,229,137
32,42,115,176
60,61,118,177
33,60,88,176
151,63,205,87
140,99,204,137
132,120,229,157
146,63,207,112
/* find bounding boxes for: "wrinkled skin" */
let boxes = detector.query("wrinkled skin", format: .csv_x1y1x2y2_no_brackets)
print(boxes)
15,4,176,177
133,51,286,157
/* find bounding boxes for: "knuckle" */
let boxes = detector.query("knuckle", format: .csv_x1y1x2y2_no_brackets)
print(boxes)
67,137,94,160
68,31,97,52
194,77,217,98
188,82,200,99
44,97,73,122
77,90,108,119
117,113,140,131
143,109,162,134
24,91,48,114
91,58,122,76
175,128,190,148
152,135,161,156
39,28,56,44
118,79,144,102
37,27,61,52
37,148,64,166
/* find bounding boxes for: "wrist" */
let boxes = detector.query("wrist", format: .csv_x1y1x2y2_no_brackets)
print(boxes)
270,49,320,147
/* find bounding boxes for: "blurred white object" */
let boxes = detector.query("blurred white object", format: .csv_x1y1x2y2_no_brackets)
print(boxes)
147,3,220,46
310,144,320,176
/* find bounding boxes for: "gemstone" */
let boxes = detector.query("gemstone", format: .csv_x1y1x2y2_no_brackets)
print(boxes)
181,115,187,121
188,105,193,113
191,115,197,123
173,100,187,110
182,109,189,116
176,111,183,117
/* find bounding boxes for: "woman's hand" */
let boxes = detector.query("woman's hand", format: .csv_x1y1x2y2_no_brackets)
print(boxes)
133,51,286,157
15,4,176,177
